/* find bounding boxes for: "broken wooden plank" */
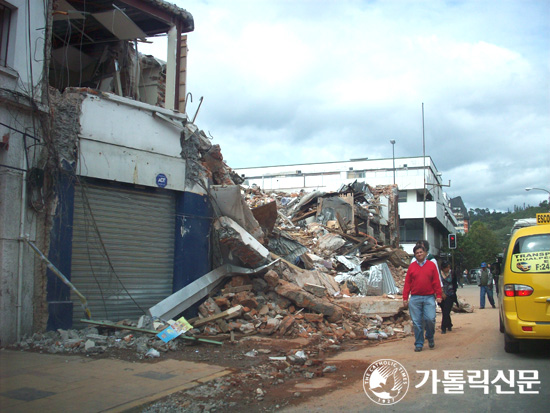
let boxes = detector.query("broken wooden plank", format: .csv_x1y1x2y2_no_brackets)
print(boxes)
291,209,317,223
335,211,348,233
269,252,304,272
192,305,243,327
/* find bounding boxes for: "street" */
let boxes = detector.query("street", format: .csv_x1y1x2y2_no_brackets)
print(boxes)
282,284,550,412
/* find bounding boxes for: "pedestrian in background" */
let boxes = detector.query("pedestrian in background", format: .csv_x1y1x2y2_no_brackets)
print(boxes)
403,243,442,352
477,262,495,309
462,269,469,286
492,260,501,297
439,261,456,333
457,266,464,288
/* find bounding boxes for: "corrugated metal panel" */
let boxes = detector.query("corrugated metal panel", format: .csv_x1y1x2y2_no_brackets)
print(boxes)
71,182,175,327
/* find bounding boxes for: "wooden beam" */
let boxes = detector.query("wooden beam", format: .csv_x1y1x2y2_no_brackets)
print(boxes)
191,305,243,327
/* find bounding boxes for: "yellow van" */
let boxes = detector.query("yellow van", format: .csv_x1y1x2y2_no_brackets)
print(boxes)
498,213,550,353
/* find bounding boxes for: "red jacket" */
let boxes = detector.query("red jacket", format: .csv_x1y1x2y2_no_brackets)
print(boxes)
403,260,442,300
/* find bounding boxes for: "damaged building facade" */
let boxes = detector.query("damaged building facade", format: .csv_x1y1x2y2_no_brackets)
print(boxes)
0,0,222,345
236,156,458,256
1,1,455,348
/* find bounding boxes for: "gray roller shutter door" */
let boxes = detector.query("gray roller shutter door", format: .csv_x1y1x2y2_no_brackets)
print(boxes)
71,182,175,327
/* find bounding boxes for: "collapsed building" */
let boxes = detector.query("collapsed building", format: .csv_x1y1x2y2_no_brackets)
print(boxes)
1,0,197,345
1,1,463,348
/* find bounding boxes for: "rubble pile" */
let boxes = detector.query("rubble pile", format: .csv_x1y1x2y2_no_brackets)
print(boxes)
189,264,412,343
15,325,182,358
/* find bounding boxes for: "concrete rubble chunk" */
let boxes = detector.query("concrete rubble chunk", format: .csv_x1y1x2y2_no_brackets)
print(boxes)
316,233,346,253
137,315,154,330
303,283,327,297
214,216,270,267
263,270,280,288
275,280,343,322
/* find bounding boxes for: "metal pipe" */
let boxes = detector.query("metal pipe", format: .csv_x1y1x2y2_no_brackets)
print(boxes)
24,238,92,320
16,165,27,342
192,96,204,123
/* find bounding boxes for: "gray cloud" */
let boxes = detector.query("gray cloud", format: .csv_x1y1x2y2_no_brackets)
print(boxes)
141,0,550,212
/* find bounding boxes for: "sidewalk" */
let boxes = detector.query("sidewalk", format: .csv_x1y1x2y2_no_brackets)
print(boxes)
0,349,230,412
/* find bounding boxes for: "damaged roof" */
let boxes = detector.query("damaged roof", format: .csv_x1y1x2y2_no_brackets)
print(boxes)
52,0,194,49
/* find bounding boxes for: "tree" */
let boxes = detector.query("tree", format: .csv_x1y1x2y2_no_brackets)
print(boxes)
460,221,501,270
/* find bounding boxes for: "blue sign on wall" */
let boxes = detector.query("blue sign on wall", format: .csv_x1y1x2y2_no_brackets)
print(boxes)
156,173,168,188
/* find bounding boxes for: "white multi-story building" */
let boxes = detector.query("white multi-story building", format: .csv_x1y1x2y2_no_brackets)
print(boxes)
236,156,458,256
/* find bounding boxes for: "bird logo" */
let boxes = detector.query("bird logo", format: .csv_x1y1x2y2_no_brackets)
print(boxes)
363,359,409,405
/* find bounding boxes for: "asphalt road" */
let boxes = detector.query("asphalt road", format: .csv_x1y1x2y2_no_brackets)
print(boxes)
283,284,550,413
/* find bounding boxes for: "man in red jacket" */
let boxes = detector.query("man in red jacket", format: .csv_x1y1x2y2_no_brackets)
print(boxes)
403,243,442,352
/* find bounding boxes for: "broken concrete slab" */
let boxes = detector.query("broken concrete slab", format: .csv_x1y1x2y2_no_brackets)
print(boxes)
215,216,270,267
275,280,343,323
290,269,340,296
341,296,403,317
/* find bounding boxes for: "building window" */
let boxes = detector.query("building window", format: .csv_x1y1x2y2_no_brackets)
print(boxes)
0,3,11,67
400,219,423,243
398,190,407,202
416,190,433,202
347,170,365,179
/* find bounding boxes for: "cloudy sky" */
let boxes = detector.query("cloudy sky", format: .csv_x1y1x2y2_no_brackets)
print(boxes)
141,0,549,212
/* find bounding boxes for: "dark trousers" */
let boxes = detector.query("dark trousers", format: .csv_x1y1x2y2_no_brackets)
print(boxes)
480,286,495,308
441,295,455,331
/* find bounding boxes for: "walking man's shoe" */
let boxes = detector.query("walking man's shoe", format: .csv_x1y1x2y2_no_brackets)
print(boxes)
415,347,422,352
429,340,435,349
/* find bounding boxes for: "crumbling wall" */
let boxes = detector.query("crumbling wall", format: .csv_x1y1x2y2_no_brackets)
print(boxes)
180,123,244,190
32,89,84,332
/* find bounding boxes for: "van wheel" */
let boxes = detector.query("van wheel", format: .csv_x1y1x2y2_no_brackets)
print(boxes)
499,314,504,333
504,334,520,353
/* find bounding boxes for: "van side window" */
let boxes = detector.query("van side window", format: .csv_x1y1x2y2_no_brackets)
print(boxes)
516,235,550,254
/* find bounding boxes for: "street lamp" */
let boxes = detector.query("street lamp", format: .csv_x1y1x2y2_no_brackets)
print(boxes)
525,187,550,205
390,140,396,185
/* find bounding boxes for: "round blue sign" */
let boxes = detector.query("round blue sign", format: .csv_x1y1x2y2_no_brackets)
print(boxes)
156,173,168,188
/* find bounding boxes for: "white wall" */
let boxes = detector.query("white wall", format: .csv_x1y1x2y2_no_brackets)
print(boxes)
77,94,192,192
0,0,46,97
0,0,47,345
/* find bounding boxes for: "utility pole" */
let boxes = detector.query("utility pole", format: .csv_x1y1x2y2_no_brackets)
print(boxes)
422,103,427,240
